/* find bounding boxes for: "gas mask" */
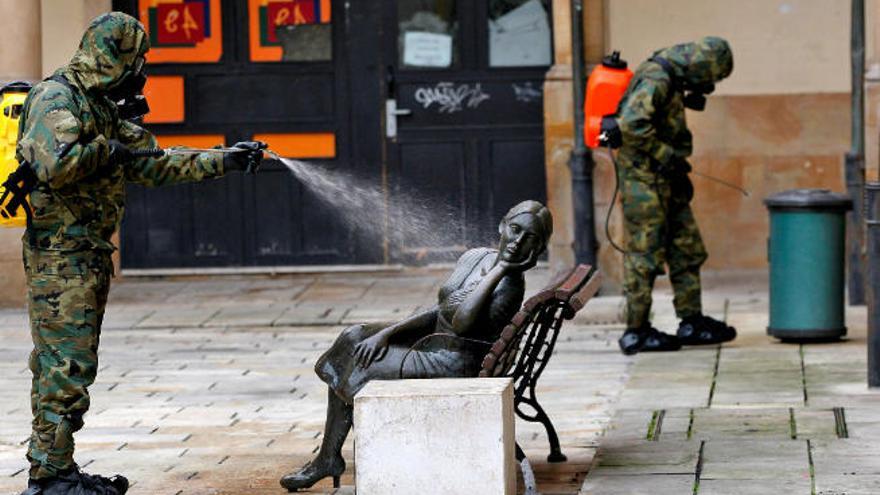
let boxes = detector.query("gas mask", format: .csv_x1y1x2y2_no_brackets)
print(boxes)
108,55,149,121
682,82,715,111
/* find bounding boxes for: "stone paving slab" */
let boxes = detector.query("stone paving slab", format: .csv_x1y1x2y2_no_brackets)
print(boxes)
204,305,288,327
137,306,220,329
588,440,700,475
700,439,810,480
579,473,695,494
273,304,348,326
814,475,880,495
697,479,813,494
691,408,794,440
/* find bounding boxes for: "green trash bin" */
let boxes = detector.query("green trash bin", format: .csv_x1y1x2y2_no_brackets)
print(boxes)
765,189,853,341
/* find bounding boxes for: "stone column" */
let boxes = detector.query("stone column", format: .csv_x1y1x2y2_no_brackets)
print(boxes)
543,0,622,289
866,0,880,183
0,0,41,307
543,0,576,273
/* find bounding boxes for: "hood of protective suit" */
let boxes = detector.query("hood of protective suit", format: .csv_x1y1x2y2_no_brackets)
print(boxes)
653,36,733,86
66,12,149,93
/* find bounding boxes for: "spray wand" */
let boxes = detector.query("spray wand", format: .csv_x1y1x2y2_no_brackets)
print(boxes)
130,146,254,158
599,140,751,256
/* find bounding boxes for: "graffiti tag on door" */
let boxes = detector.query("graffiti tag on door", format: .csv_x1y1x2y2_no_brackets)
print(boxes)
414,82,491,114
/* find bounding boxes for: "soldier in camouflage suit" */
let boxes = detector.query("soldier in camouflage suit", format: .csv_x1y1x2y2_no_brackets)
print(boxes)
614,37,738,355
16,12,265,495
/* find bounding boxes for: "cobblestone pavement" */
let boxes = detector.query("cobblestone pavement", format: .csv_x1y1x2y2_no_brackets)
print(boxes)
0,267,629,495
1,269,876,494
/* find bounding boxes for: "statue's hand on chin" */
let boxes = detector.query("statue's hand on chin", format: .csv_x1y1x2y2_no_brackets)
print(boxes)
499,249,539,274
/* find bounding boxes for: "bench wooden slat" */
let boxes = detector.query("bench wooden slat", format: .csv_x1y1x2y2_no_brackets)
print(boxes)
500,324,518,341
554,264,593,302
568,271,603,313
510,310,532,327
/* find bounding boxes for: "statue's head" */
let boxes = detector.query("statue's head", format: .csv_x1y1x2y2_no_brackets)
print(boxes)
497,201,553,268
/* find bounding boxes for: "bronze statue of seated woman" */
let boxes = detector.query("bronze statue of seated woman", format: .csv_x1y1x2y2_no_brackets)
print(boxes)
280,200,553,492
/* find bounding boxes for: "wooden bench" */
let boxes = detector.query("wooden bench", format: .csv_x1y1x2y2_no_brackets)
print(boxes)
479,264,601,463
400,265,601,469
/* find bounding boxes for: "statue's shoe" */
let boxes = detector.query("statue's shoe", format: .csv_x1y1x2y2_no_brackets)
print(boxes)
280,456,345,492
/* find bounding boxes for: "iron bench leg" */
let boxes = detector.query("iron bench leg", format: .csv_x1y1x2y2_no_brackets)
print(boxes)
516,397,567,463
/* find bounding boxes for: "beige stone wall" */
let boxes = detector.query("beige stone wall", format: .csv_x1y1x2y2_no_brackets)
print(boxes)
542,0,855,291
0,0,42,82
600,0,851,275
689,94,848,269
40,0,112,77
606,0,850,96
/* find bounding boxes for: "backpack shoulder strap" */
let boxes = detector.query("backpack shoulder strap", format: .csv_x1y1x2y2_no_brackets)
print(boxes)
646,56,681,110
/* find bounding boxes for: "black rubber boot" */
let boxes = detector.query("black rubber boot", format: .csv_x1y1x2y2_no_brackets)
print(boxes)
677,314,737,345
280,389,350,492
22,467,128,495
618,326,682,355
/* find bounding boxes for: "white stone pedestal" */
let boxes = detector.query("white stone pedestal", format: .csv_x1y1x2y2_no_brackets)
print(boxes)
353,378,515,495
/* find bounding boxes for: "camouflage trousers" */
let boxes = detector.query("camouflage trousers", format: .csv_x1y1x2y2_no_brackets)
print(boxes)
23,247,113,480
620,166,707,329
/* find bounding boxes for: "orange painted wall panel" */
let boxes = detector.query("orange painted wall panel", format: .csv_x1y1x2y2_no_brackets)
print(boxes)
253,133,336,158
139,0,223,63
249,0,332,62
143,76,185,124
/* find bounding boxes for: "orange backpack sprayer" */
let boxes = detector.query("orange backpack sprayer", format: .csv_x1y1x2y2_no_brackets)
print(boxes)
583,52,636,254
584,51,633,149
0,81,34,228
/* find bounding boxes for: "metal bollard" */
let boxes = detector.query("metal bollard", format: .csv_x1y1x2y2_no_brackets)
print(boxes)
866,182,880,387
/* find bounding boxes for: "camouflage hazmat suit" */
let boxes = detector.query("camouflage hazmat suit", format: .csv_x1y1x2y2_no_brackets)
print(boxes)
16,13,225,480
614,37,733,329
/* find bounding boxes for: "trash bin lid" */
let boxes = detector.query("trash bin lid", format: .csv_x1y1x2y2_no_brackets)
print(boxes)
764,188,853,211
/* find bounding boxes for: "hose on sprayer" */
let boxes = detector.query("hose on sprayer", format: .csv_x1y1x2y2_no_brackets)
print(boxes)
601,143,749,256
603,143,638,256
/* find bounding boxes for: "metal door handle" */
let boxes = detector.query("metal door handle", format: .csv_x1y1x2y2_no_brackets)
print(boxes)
386,99,411,139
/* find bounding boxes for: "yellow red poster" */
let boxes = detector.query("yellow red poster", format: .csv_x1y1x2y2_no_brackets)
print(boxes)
248,0,331,62
138,0,223,63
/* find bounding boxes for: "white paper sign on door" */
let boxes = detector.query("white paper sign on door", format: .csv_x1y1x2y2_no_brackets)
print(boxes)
489,0,552,67
403,31,453,68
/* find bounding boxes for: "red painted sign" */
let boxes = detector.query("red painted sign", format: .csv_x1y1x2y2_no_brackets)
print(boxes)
266,0,316,43
157,2,206,45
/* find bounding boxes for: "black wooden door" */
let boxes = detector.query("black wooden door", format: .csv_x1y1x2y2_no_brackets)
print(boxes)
383,0,551,263
116,0,367,269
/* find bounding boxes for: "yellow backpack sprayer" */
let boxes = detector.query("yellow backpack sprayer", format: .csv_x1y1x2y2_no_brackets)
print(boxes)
0,81,33,228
